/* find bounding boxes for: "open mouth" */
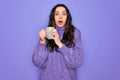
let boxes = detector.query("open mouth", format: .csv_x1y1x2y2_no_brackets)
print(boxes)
58,21,63,25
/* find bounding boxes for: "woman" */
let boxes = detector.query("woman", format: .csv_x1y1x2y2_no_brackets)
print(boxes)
32,4,83,80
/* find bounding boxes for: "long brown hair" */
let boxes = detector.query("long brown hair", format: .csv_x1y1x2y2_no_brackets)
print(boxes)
46,4,75,52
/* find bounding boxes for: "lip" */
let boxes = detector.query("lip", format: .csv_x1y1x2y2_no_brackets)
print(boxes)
58,20,63,25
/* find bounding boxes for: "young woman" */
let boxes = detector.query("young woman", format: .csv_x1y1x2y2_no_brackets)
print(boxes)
32,4,83,80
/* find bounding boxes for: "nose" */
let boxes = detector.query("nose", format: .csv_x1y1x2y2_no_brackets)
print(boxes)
59,15,62,19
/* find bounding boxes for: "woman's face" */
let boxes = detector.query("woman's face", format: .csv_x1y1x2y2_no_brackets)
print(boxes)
54,6,67,27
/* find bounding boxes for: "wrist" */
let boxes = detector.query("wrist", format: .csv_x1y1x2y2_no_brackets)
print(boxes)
40,38,46,44
57,41,63,48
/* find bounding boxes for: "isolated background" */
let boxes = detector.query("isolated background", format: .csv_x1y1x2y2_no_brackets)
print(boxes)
0,0,120,80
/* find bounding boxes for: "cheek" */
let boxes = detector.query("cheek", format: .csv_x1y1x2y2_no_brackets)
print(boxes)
63,16,67,22
54,17,58,24
54,16,58,21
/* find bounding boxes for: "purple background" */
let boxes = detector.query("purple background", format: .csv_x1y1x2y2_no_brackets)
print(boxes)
0,0,120,80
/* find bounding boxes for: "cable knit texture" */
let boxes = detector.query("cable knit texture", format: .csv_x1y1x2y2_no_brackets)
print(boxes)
32,26,83,80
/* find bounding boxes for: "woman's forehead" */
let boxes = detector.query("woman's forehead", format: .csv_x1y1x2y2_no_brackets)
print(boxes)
55,6,66,12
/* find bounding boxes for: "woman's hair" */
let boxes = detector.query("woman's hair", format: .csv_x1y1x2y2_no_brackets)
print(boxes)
46,4,75,52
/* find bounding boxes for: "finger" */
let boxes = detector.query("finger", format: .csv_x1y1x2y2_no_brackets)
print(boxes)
51,30,55,33
39,29,46,38
39,29,44,34
51,28,56,31
51,28,57,33
51,32,56,36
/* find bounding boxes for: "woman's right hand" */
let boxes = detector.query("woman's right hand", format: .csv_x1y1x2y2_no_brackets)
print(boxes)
39,29,46,44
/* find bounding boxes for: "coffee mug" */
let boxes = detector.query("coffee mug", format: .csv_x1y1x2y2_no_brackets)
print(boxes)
45,27,55,39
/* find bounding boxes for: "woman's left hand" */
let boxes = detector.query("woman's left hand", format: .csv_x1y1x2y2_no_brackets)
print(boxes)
51,28,63,48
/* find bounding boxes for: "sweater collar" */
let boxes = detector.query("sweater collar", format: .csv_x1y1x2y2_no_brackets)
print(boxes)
55,26,65,31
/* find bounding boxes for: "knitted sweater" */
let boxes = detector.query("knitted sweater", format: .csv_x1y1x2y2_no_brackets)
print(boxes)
32,26,83,80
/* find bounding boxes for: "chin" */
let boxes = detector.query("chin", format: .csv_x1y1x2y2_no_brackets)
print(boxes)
58,26,63,27
57,24,65,27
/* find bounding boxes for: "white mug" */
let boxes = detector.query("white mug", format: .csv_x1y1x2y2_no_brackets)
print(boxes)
45,27,55,39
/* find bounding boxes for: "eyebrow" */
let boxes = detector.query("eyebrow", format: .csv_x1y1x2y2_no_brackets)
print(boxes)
55,10,66,13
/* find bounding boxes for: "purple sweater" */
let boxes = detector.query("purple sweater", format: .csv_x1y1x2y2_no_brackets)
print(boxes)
32,26,83,80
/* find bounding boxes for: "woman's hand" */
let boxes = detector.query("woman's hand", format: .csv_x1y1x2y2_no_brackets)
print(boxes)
39,29,46,44
51,28,63,48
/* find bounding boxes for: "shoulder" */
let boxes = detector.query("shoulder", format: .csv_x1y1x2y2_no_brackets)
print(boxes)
74,27,81,39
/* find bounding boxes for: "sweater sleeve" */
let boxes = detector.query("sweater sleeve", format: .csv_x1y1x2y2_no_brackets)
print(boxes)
58,29,83,69
32,41,48,68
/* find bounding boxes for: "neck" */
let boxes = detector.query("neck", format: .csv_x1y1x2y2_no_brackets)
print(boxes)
56,26,65,31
